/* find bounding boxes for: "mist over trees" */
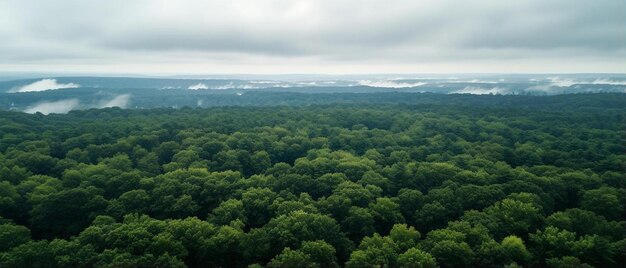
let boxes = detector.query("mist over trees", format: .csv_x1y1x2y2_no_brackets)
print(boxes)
0,95,624,267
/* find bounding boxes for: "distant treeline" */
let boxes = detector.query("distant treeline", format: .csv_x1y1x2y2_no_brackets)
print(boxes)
2,90,625,111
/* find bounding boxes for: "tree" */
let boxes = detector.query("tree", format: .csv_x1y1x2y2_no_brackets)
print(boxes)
457,185,505,211
247,211,352,264
251,151,272,174
271,174,316,195
0,181,20,220
403,162,461,191
29,188,108,238
414,201,452,232
429,240,474,268
267,247,316,268
396,188,424,224
314,173,347,198
341,207,376,242
529,227,578,261
137,152,161,175
210,199,247,225
0,240,58,268
359,171,391,193
166,217,217,267
545,208,623,239
501,235,531,264
389,224,421,252
545,256,593,268
0,223,31,251
300,240,339,268
580,187,624,221
95,250,186,268
203,225,245,267
11,152,58,176
271,200,319,216
346,233,399,268
107,190,151,218
369,197,405,234
155,141,180,164
397,248,437,268
163,149,201,172
242,188,278,228
484,199,543,238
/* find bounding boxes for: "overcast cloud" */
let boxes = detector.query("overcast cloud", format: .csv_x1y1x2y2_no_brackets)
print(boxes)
0,0,624,74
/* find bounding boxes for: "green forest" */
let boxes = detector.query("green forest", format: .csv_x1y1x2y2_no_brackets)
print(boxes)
0,95,624,267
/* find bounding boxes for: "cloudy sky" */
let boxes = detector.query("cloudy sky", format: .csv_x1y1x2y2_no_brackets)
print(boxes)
1,0,624,75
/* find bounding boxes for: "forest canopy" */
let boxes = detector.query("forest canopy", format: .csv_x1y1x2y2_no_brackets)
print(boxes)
0,94,624,267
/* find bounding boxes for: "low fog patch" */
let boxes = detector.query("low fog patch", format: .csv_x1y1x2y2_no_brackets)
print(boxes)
99,94,131,108
358,80,427,88
11,79,80,93
547,77,577,87
450,79,498,84
24,99,80,114
591,79,626,86
188,83,208,90
450,86,507,95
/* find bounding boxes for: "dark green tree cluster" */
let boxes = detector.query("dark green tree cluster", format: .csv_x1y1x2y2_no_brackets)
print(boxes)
0,98,624,267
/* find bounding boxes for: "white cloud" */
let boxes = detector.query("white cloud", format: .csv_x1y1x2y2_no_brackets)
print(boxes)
188,83,208,90
24,98,79,114
1,0,624,74
11,78,80,92
99,94,130,108
450,86,507,95
358,80,427,88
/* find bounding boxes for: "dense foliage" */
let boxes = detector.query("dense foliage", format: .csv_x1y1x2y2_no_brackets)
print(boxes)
0,94,624,267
